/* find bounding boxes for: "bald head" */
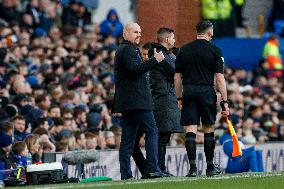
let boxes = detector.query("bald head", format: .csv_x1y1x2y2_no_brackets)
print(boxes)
123,23,141,44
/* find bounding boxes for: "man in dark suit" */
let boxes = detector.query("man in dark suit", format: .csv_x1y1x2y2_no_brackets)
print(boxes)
113,22,165,180
148,28,184,175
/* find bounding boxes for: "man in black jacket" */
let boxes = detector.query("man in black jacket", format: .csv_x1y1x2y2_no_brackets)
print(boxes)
148,28,183,175
113,22,165,180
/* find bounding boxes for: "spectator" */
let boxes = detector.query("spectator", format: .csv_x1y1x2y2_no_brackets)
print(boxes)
24,134,42,163
0,0,20,24
219,132,264,173
201,0,235,37
0,131,13,169
25,0,41,27
85,132,97,150
9,141,29,168
12,115,30,142
141,42,152,61
262,35,283,78
77,2,92,28
48,105,61,118
0,122,13,136
59,134,76,151
74,130,86,150
99,8,123,37
56,142,69,152
61,0,80,27
105,131,116,149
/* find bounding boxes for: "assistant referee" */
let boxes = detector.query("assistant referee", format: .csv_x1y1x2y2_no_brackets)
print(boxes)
174,20,230,177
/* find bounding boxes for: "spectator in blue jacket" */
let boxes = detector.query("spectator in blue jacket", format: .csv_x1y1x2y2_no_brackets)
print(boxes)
100,8,123,37
219,132,264,173
9,141,29,168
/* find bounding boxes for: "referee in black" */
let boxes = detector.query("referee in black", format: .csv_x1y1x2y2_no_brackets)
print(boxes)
174,20,230,177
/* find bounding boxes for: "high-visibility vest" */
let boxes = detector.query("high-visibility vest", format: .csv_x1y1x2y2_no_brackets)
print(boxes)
263,39,283,71
201,0,232,20
235,0,244,6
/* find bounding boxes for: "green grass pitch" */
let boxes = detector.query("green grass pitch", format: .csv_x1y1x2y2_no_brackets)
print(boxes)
8,172,284,189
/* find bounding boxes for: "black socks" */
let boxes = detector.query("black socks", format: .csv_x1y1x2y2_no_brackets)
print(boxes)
204,132,215,169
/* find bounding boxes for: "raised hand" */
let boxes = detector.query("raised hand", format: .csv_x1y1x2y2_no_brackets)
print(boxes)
153,48,165,63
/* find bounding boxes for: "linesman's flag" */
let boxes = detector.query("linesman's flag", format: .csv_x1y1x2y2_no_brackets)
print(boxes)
221,101,242,157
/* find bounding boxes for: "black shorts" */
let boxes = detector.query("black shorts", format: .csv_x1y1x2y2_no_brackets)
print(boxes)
181,85,217,126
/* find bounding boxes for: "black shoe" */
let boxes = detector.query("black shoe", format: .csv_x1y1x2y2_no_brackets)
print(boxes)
186,168,197,177
142,172,165,179
162,171,173,177
121,176,134,180
206,165,222,177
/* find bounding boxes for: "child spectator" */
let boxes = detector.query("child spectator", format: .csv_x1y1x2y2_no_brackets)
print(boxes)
10,141,29,168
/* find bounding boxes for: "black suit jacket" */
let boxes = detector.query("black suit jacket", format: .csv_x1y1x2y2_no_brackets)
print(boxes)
113,40,158,113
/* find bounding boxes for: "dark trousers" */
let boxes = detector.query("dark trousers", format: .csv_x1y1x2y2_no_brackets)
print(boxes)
158,132,171,172
132,129,146,176
119,110,160,179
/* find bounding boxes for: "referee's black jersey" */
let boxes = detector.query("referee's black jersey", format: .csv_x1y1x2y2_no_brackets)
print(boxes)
175,39,224,86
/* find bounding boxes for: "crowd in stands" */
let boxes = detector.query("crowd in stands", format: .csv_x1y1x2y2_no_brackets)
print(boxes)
0,0,124,168
0,0,284,173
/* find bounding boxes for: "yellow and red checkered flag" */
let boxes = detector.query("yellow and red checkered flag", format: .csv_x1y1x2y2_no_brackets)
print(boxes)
221,101,242,157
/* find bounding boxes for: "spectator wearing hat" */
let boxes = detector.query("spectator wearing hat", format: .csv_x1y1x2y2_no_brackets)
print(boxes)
4,104,18,118
25,108,44,129
13,93,29,108
87,111,102,131
99,8,123,37
58,133,76,151
0,131,13,169
26,75,40,88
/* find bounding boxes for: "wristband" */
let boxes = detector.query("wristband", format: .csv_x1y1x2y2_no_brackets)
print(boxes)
220,100,229,111
177,97,182,101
